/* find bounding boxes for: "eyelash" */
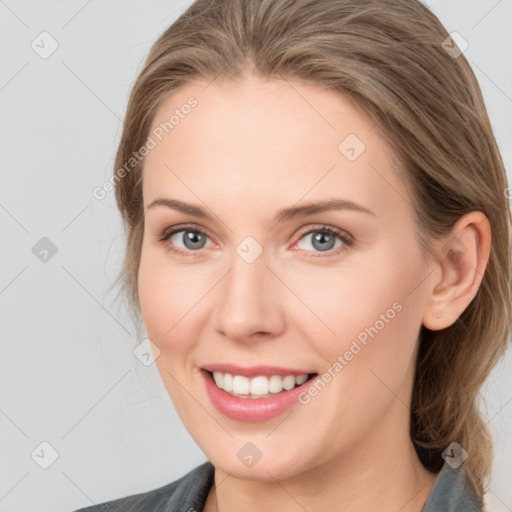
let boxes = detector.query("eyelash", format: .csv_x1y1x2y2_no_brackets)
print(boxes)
157,223,353,259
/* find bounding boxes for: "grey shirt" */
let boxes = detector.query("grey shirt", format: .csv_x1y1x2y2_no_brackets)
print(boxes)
71,460,482,512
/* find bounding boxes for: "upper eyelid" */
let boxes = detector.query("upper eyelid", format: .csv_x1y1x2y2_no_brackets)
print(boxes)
161,223,213,241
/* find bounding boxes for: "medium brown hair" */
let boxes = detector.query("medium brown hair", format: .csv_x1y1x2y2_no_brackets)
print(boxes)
110,0,512,501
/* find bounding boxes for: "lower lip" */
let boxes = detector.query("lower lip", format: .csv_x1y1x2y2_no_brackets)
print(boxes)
200,369,317,422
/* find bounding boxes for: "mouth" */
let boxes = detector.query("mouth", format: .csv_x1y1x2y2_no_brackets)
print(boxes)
202,369,318,399
200,365,321,422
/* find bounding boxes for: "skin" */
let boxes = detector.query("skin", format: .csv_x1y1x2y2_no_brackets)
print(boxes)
138,73,491,512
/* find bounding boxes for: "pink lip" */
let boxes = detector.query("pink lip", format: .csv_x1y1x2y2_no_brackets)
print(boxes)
200,369,318,422
201,363,314,378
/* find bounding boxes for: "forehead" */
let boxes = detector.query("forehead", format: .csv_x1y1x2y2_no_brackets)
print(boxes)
142,76,410,221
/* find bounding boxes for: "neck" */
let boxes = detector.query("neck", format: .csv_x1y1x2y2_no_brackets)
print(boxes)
205,400,439,512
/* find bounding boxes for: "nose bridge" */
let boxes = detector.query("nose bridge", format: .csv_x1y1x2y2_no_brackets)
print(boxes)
213,240,283,339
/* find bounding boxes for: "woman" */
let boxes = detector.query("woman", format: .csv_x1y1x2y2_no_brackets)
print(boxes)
74,0,512,510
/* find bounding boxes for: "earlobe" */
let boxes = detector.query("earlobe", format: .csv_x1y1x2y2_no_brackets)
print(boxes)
422,212,491,331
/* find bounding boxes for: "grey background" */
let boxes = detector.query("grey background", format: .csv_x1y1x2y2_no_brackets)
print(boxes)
0,1,511,511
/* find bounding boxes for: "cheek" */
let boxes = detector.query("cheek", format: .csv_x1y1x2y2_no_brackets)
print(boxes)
299,252,424,445
138,245,196,336
138,251,192,362
138,253,172,339
305,244,425,376
138,249,203,419
137,245,217,371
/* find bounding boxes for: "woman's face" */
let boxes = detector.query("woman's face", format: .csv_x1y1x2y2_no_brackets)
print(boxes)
138,75,435,480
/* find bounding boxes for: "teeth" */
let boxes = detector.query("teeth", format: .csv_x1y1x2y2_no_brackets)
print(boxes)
223,373,233,392
282,375,296,390
269,375,283,393
233,375,250,394
211,371,310,398
250,376,269,395
296,373,308,385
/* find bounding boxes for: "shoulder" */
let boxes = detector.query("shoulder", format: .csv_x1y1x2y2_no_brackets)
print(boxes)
71,461,215,512
422,462,483,512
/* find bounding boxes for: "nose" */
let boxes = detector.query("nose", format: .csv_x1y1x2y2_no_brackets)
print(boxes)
212,248,286,343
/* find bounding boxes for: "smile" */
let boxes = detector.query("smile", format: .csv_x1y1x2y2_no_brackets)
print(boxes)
210,371,311,398
200,366,319,422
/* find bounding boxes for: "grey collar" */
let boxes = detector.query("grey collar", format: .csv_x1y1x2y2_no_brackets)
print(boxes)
421,462,482,511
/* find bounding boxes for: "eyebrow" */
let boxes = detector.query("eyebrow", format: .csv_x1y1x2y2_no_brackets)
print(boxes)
146,197,376,223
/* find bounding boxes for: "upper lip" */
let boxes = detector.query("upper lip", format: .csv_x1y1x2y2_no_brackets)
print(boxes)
201,363,316,378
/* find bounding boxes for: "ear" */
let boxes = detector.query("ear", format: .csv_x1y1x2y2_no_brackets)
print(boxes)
422,211,492,331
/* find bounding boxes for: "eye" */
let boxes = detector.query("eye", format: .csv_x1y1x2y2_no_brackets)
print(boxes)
293,225,353,258
158,224,213,257
157,223,353,258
